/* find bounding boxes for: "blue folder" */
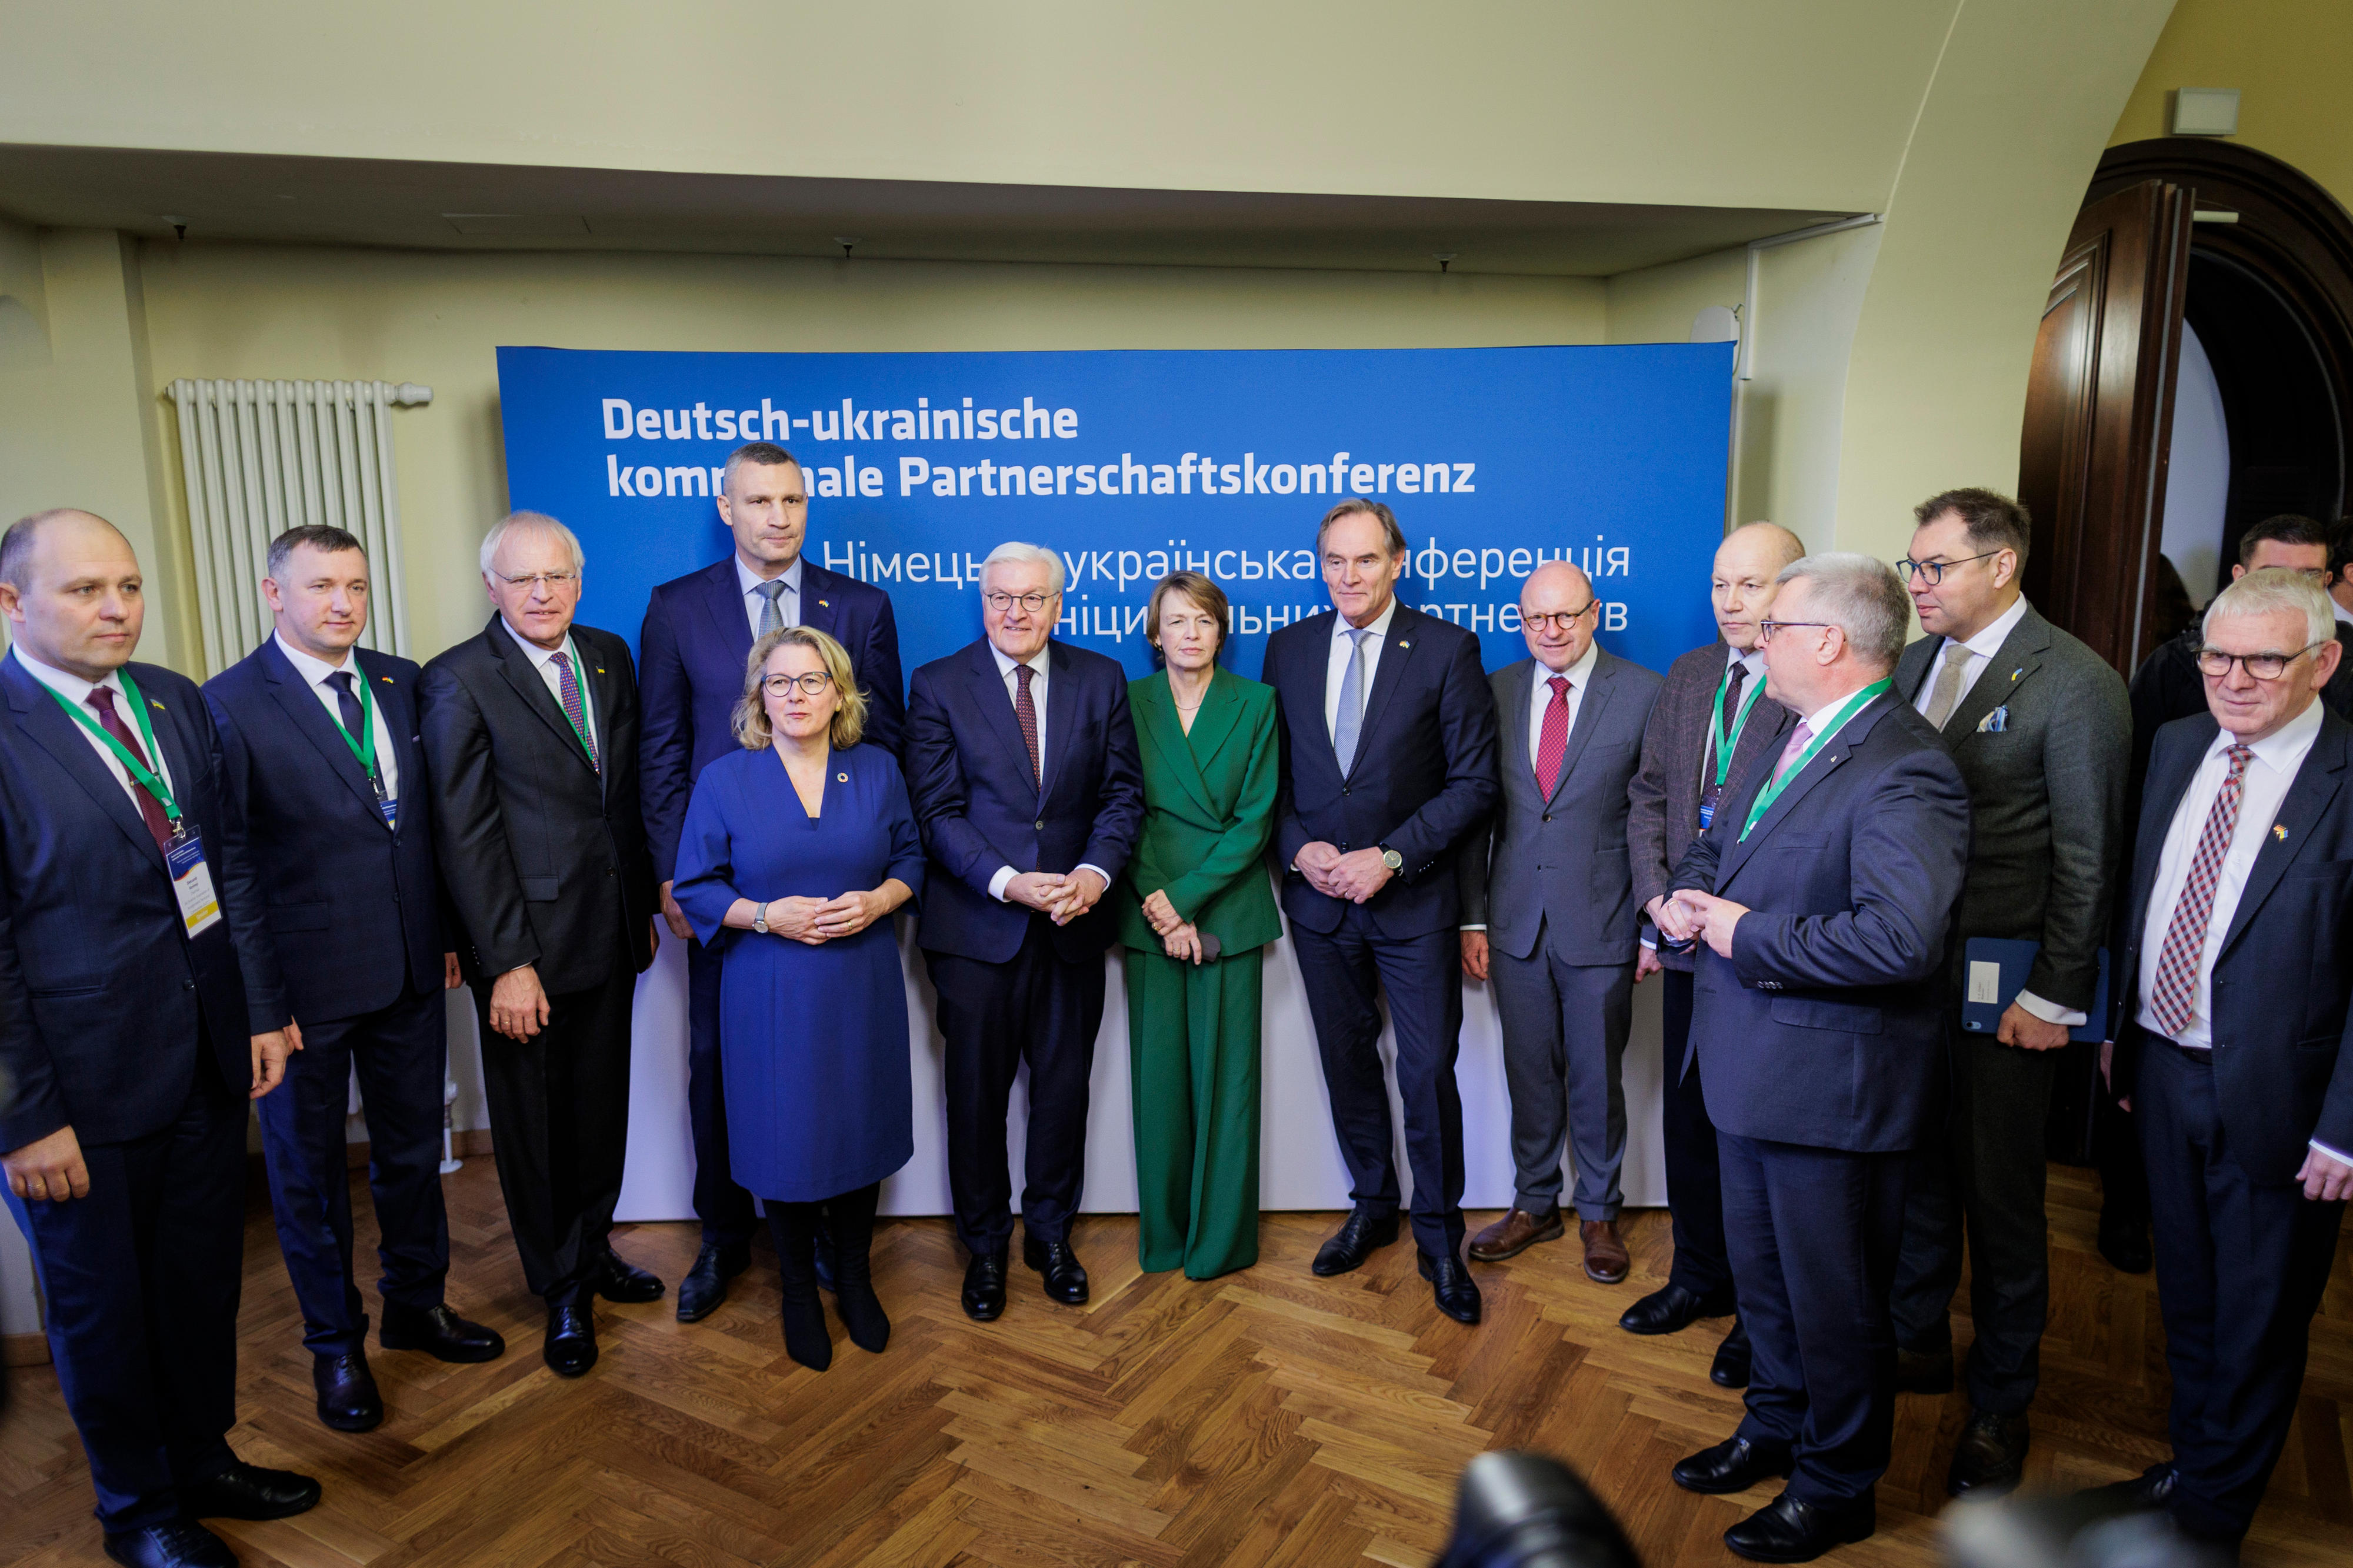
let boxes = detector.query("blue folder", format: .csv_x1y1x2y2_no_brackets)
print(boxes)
1961,938,2109,1043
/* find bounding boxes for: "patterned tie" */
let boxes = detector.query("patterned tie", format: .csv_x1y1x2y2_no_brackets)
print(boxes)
2149,744,2255,1036
1534,675,1571,798
1771,719,1815,785
550,649,598,771
1332,628,1369,775
86,686,175,852
755,579,788,637
1924,643,1972,730
1013,663,1042,788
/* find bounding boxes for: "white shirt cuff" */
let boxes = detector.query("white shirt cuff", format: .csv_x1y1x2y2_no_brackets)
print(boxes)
1459,924,1487,932
1640,935,1658,952
1076,863,1110,888
2014,989,2088,1028
2310,1138,2353,1169
987,866,1015,902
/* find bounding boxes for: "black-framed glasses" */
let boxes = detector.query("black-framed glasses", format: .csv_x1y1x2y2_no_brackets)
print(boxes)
983,590,1056,613
762,672,835,698
2195,642,2329,680
1896,551,2003,585
1756,619,1834,643
1521,602,1596,633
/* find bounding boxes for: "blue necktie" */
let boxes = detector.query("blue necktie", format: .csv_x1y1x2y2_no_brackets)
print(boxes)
1333,628,1369,775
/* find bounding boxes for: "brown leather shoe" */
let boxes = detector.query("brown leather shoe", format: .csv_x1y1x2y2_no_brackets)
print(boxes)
1579,1219,1629,1284
1467,1207,1564,1263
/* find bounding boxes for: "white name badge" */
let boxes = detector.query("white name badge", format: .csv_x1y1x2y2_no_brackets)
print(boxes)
165,831,223,938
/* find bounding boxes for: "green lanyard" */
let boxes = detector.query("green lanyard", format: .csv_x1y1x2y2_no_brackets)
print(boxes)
1708,658,1768,788
44,668,184,828
324,662,380,781
551,638,596,762
1737,679,1892,842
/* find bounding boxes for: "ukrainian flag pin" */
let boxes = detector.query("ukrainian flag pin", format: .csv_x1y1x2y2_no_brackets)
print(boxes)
2275,823,2288,840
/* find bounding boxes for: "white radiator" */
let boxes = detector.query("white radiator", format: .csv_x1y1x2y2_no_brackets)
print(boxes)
165,379,432,676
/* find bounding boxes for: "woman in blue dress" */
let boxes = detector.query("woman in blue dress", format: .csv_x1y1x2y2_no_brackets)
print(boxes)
672,625,924,1371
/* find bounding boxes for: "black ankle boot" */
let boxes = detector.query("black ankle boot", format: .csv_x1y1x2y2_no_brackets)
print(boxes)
823,1183,889,1354
768,1209,833,1370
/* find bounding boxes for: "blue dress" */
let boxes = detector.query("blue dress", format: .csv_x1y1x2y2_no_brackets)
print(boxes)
671,742,926,1202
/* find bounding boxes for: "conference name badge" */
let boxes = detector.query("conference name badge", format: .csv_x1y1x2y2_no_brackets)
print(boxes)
166,829,224,938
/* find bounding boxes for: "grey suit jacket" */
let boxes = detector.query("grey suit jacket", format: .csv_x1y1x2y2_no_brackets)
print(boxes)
1892,600,2129,1012
1459,648,1664,965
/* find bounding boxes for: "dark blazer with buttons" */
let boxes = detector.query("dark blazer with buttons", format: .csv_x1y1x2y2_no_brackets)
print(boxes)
1264,604,1501,940
2111,709,2353,1184
205,638,445,1024
1672,691,1972,1153
904,636,1146,965
1459,649,1663,965
1893,600,2129,1010
0,656,286,1150
419,616,658,994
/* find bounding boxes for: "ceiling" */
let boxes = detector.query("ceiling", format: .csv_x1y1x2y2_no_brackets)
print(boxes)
0,144,1858,278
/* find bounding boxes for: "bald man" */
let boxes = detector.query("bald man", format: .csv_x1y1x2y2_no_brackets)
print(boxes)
0,510,318,1568
1459,563,1661,1281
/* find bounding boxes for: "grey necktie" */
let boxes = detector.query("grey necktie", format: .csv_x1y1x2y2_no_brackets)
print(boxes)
1332,627,1369,775
755,579,788,637
1924,643,1972,730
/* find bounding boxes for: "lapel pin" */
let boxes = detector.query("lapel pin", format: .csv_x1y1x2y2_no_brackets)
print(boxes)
818,599,830,609
1398,640,1411,649
837,771,848,782
2274,823,2288,841
2011,668,2022,682
150,699,165,710
380,676,393,684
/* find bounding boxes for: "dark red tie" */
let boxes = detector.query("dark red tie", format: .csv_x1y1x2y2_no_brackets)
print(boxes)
1014,663,1042,788
1534,675,1571,798
87,686,175,852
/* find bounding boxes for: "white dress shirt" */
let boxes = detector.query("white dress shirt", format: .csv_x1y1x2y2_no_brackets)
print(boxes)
2335,595,2353,627
274,633,399,806
736,554,803,636
1324,598,1398,741
982,641,1109,902
501,619,598,755
1912,592,2029,722
12,645,179,811
1525,638,1600,773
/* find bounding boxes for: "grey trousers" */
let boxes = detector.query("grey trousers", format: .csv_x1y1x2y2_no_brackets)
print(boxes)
1488,942,1634,1220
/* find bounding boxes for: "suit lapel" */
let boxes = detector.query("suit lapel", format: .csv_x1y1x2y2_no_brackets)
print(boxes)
799,562,841,644
1348,606,1419,776
3,660,169,872
695,559,756,671
582,632,619,795
364,654,425,836
965,642,1040,798
1944,609,2049,745
1895,636,1938,706
1137,675,1217,819
2218,719,2349,958
1184,668,1247,776
1545,657,1614,804
261,639,383,818
1040,642,1079,799
1717,695,1895,890
2129,718,2213,959
486,619,599,777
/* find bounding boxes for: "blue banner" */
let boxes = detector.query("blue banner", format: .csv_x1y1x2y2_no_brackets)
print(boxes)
494,343,1732,683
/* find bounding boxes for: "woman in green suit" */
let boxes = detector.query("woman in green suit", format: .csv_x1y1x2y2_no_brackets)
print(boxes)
1119,571,1282,1279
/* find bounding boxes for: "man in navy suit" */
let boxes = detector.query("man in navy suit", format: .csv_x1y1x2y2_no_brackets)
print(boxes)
1657,553,1969,1563
638,441,905,1320
1262,499,1501,1325
904,542,1144,1322
0,509,319,1568
2095,568,2353,1556
206,525,504,1436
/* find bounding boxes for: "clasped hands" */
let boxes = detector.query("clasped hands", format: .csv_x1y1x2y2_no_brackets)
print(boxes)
755,888,896,945
1647,890,1749,959
1294,842,1392,904
1005,866,1107,927
1141,888,1211,964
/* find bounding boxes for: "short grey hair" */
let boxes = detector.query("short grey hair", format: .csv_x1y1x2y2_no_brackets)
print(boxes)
2205,565,2337,650
479,511,584,578
1777,551,1909,670
981,540,1065,595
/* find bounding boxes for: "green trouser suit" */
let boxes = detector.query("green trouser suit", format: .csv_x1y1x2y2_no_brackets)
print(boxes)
1117,668,1283,1279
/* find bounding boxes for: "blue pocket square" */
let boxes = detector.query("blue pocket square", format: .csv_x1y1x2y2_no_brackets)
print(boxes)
1977,706,2008,733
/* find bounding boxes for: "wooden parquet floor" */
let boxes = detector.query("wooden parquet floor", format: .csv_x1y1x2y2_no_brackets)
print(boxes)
4,1161,2349,1567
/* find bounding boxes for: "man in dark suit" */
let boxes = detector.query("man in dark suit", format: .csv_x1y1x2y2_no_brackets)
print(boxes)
420,511,663,1378
1458,561,1661,1285
2094,568,2353,1557
1658,552,1969,1563
206,524,503,1436
905,541,1144,1321
1887,488,2131,1497
1263,499,1501,1324
638,441,905,1320
1622,521,1804,1384
0,509,319,1568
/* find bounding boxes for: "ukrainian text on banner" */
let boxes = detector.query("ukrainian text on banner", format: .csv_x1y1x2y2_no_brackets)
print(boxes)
493,343,1734,678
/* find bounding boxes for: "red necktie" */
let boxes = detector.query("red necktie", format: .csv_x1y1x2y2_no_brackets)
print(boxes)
86,686,175,852
1014,663,1042,788
2149,744,2254,1036
1534,675,1570,797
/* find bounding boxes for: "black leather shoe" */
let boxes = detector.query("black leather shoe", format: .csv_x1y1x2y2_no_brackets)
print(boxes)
1895,1345,1955,1394
379,1301,505,1363
815,1229,838,1294
1711,1319,1753,1389
104,1521,238,1568
1312,1209,1399,1276
676,1242,752,1322
1672,1434,1794,1494
1947,1408,2030,1497
2099,1213,2153,1274
2079,1462,2177,1510
595,1250,665,1303
1023,1235,1090,1305
1417,1249,1482,1324
1619,1282,1735,1336
1723,1492,1875,1562
962,1249,1009,1322
312,1350,383,1432
543,1304,598,1377
178,1459,322,1521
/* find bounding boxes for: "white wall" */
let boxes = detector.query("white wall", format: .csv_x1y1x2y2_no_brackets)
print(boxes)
2159,320,2229,607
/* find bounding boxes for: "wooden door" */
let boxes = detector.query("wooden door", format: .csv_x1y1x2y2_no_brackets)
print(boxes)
2016,179,2192,673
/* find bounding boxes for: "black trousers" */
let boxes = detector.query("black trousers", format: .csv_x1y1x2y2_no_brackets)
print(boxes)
925,918,1106,1253
257,985,451,1355
1660,967,1732,1302
472,965,636,1308
686,936,757,1249
1891,1024,2059,1413
8,1053,243,1531
1291,911,1466,1258
2139,1041,2345,1543
1721,1132,1908,1507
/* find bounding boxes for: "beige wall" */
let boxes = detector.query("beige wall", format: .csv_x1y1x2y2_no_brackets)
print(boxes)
2112,0,2353,207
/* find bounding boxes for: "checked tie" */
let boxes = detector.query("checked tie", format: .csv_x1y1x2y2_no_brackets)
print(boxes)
1534,675,1570,797
2149,743,2253,1036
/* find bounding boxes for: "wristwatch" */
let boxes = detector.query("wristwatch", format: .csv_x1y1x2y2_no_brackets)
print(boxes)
1379,847,1404,873
752,904,771,935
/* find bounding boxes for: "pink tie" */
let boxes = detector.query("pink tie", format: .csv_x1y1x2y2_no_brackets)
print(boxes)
1534,676,1570,797
1771,719,1814,785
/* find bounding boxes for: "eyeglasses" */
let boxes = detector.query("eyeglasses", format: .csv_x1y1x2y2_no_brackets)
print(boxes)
1521,602,1596,632
1755,619,1834,643
983,590,1056,613
494,570,579,593
2194,642,2329,680
761,672,836,698
1896,551,2003,585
